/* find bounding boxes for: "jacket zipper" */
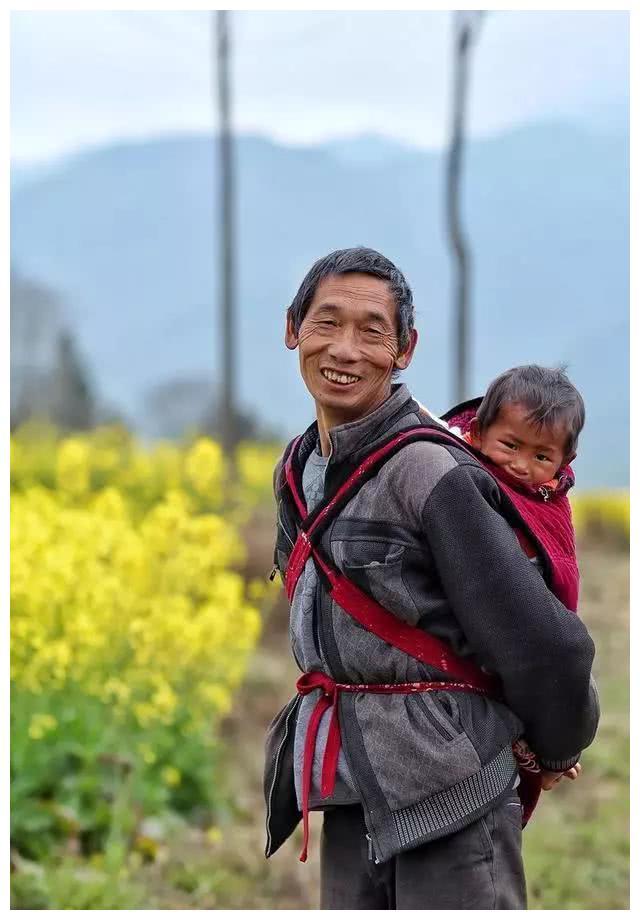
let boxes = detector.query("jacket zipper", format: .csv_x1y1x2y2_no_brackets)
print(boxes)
366,832,377,863
312,576,323,659
277,500,296,549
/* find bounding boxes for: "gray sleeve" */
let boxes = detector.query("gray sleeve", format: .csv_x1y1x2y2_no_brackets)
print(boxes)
421,461,600,765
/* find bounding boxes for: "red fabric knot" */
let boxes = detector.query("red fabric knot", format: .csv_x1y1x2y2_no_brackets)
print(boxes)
295,671,342,862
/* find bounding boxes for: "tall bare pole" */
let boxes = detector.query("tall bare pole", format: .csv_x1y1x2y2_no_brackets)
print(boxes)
446,11,484,405
214,10,236,463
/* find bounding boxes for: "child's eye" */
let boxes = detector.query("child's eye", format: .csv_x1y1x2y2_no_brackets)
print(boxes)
536,454,551,462
500,441,516,450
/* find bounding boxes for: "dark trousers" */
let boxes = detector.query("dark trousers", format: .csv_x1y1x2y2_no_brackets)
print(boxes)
320,794,527,910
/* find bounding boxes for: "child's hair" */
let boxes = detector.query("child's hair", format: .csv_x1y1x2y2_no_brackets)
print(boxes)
476,365,585,457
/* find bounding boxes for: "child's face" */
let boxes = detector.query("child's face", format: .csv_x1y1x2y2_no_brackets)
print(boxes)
469,402,573,487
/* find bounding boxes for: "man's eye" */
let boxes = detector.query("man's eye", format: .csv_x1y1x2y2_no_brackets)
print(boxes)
365,328,383,335
319,320,337,326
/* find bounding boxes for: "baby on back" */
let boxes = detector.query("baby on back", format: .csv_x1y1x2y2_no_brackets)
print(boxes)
427,365,587,794
450,364,583,495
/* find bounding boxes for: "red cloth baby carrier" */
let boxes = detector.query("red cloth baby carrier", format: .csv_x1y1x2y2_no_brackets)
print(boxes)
442,399,579,613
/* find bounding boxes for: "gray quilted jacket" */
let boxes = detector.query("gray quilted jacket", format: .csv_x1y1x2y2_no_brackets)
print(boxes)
264,383,599,864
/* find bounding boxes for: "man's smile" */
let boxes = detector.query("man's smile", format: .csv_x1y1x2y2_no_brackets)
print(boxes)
320,367,361,386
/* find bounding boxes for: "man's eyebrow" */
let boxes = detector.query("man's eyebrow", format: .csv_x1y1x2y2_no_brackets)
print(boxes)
314,302,391,324
367,310,389,323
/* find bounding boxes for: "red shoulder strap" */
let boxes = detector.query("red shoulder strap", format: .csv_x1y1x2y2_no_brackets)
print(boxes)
313,546,498,692
283,426,470,599
284,425,472,528
283,426,498,693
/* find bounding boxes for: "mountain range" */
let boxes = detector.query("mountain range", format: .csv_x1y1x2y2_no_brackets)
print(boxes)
10,123,629,487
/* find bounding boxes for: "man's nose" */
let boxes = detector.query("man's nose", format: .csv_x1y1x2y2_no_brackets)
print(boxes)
327,326,360,362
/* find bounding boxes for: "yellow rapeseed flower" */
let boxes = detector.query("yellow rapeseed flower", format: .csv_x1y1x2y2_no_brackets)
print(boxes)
161,765,181,787
28,713,58,740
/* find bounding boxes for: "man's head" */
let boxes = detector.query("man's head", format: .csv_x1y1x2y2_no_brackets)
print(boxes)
468,365,585,487
285,248,418,422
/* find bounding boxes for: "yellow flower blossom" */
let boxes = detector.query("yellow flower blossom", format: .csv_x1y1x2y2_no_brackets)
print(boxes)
185,438,225,499
161,765,181,787
56,438,91,497
28,713,58,740
11,426,274,765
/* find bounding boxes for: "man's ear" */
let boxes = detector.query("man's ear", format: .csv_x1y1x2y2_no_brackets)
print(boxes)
285,311,298,350
395,328,418,370
468,417,482,447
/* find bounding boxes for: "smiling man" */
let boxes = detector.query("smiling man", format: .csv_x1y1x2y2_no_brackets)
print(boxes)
264,247,598,909
284,268,417,454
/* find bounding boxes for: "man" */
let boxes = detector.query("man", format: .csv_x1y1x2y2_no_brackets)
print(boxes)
264,247,598,909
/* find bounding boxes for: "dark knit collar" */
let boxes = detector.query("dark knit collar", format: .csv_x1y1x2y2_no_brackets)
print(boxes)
299,383,416,468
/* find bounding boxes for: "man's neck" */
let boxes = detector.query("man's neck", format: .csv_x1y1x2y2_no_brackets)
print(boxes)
315,390,392,458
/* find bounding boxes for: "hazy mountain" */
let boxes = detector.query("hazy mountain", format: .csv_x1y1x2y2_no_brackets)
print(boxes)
10,123,629,487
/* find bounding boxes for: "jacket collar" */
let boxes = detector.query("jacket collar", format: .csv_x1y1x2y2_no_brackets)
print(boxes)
298,382,418,468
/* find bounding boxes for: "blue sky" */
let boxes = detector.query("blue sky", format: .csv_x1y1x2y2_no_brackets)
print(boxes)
11,10,629,164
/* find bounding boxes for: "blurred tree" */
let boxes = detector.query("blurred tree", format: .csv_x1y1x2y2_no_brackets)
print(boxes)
446,11,485,405
143,376,214,440
11,267,98,432
200,392,282,444
10,268,61,429
143,375,282,443
51,331,95,431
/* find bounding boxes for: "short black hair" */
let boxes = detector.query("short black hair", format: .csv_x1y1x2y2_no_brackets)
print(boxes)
476,365,585,457
287,247,415,381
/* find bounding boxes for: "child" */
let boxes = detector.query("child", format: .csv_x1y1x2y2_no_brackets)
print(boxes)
440,364,586,793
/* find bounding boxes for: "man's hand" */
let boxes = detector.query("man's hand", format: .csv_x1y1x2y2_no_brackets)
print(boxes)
540,762,582,790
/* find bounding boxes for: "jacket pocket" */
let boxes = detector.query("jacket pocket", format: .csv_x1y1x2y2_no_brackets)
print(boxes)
336,539,422,625
357,692,483,812
412,690,463,741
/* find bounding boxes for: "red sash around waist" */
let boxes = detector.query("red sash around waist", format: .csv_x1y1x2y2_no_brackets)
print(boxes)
295,671,492,862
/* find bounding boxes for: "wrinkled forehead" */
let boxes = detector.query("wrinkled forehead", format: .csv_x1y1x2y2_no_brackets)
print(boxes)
309,273,396,318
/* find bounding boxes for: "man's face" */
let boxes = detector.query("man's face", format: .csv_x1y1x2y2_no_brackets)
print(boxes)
285,273,417,421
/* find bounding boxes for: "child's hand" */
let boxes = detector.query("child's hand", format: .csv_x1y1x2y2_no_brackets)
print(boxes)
563,761,582,781
540,762,582,790
540,769,564,790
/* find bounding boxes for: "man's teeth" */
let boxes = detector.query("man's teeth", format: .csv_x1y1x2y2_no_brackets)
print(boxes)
322,369,359,385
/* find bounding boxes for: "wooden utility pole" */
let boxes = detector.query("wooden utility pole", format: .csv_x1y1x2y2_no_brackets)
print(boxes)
446,11,484,406
214,10,236,464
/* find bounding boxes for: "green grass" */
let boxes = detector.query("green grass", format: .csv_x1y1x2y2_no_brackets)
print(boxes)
523,543,629,909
